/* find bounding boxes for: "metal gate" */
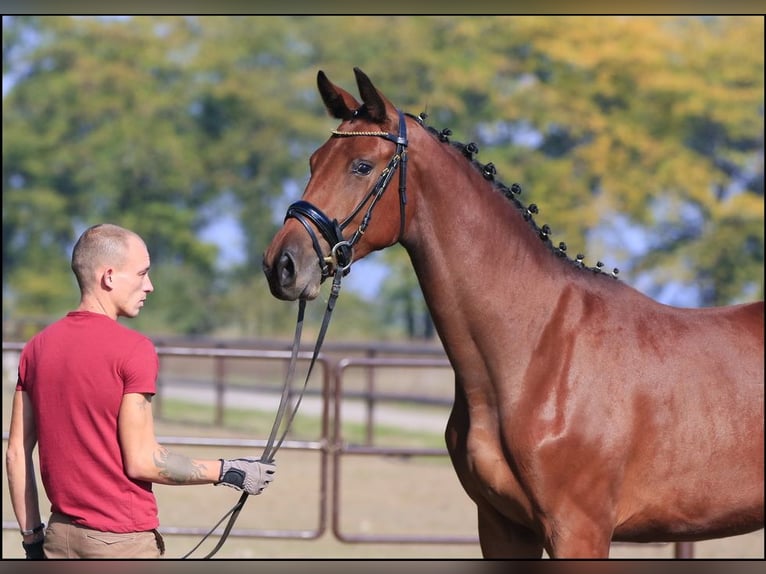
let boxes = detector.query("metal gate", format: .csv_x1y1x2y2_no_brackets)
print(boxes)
2,341,695,557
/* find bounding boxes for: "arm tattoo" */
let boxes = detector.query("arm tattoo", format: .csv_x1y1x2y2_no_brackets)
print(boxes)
153,446,206,484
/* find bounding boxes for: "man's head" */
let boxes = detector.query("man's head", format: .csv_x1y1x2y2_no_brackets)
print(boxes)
71,223,154,318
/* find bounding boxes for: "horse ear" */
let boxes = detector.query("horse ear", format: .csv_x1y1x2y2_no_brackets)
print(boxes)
353,67,389,124
317,70,359,120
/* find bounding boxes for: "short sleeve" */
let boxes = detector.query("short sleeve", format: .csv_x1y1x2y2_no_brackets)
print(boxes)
122,336,159,395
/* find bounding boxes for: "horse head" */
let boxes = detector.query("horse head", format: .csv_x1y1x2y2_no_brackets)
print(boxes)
263,67,411,301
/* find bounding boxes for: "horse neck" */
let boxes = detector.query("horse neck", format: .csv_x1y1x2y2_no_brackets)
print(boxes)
401,138,576,367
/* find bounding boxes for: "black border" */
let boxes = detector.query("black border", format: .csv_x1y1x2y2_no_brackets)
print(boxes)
2,3,763,571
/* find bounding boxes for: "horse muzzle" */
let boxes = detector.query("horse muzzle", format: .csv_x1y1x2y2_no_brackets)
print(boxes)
262,232,324,301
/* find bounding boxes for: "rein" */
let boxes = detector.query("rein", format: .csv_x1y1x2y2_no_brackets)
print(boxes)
182,109,407,559
182,277,341,559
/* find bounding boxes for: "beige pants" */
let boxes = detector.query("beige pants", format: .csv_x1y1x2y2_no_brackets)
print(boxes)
44,512,165,559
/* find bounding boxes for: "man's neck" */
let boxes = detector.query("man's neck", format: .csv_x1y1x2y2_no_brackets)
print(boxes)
78,295,116,320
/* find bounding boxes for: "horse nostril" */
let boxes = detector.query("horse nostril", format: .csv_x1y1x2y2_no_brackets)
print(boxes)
277,251,296,287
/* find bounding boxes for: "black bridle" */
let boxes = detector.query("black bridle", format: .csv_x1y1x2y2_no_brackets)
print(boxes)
285,108,409,279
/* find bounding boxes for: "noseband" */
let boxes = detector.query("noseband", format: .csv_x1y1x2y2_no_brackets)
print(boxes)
285,109,409,279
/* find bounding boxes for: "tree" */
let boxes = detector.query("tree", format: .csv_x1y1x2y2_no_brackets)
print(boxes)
4,17,216,329
3,16,762,341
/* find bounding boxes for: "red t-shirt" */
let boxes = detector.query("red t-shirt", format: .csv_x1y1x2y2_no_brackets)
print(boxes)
17,311,160,532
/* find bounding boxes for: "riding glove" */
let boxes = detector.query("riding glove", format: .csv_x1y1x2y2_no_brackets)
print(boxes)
22,539,45,560
217,458,276,495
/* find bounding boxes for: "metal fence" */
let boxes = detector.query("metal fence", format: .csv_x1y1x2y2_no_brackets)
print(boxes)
2,340,694,557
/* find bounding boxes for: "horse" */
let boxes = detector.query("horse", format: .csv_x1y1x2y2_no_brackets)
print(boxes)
262,67,764,558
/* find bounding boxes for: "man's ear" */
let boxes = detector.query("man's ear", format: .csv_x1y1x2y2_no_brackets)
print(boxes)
100,268,114,290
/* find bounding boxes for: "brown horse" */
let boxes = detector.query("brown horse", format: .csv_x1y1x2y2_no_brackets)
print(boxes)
262,67,764,558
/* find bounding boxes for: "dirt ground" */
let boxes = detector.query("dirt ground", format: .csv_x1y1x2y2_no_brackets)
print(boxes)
3,435,763,560
154,444,763,560
2,362,763,560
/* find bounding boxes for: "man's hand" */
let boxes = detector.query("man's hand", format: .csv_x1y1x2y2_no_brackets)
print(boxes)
22,538,45,560
217,458,276,495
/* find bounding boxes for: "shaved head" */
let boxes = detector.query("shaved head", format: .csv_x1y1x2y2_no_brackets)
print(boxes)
71,224,143,293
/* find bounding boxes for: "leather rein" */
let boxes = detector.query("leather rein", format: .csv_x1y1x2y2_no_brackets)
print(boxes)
182,109,408,559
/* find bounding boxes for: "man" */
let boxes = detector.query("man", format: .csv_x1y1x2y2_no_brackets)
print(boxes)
6,223,276,559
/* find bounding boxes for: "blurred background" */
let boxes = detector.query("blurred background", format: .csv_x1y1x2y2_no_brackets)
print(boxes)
3,15,763,344
3,15,764,560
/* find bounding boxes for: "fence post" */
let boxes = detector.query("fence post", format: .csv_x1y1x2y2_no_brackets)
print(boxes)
155,354,164,418
674,541,694,558
214,351,225,426
364,348,376,445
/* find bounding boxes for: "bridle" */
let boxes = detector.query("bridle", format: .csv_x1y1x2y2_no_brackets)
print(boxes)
182,109,408,559
285,108,409,279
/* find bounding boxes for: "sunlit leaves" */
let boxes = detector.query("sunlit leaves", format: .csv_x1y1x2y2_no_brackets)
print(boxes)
3,15,762,337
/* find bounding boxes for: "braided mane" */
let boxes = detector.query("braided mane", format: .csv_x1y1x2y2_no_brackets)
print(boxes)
409,112,619,279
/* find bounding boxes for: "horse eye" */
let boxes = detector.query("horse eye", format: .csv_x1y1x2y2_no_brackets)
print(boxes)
352,161,374,176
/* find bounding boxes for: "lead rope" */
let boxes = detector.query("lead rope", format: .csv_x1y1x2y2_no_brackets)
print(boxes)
182,271,345,559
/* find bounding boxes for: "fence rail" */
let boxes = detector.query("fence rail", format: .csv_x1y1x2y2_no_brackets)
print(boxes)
2,340,694,557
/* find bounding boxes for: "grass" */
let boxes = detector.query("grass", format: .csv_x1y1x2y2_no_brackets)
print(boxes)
156,397,449,451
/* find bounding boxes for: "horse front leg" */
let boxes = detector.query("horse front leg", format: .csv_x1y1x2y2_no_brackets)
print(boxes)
477,502,544,559
543,515,613,558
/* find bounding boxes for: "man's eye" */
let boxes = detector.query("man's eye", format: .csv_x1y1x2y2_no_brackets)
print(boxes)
352,162,373,176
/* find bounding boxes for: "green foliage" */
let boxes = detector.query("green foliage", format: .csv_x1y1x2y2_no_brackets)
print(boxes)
128,262,217,335
3,16,763,339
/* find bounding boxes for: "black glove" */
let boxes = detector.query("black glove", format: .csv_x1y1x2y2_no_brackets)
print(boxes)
217,458,276,495
22,538,45,560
